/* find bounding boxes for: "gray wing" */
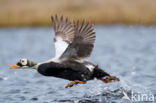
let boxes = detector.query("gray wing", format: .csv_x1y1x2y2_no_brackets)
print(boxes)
51,15,75,59
60,20,96,60
51,15,75,44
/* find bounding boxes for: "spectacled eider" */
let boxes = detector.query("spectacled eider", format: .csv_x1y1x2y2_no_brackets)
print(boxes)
10,15,119,88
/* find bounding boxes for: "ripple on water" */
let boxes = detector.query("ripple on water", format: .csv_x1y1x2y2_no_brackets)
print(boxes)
0,74,8,81
31,97,38,101
8,89,21,94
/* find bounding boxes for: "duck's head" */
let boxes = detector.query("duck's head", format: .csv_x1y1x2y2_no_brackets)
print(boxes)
10,58,37,69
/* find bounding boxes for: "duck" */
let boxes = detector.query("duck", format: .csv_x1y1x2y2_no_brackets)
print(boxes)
10,15,119,88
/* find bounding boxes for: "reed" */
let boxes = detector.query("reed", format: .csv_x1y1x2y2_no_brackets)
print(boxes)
0,0,156,27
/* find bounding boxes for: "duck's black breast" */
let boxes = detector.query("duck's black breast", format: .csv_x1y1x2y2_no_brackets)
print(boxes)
37,61,94,81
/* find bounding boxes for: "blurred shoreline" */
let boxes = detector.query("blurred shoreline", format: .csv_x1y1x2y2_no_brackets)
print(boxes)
0,0,156,27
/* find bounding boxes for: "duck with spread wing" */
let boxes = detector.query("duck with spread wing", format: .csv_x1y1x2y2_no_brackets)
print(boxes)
10,15,119,88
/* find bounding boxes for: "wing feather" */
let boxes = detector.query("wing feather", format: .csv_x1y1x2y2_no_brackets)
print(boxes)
60,20,96,60
51,15,75,43
51,15,75,59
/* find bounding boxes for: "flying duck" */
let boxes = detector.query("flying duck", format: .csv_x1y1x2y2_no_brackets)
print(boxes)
10,15,119,88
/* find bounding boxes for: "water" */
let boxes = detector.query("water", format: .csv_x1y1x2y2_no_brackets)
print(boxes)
0,25,156,103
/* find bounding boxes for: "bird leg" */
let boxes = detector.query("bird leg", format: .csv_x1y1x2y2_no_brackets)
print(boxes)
98,76,119,83
65,80,87,88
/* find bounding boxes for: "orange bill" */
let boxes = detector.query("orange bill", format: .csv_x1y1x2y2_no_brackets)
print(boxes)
10,65,20,69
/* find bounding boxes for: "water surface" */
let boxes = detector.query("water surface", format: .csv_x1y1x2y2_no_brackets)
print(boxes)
0,25,156,103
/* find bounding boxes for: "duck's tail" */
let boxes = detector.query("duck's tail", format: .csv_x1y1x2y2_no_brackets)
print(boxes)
93,65,120,83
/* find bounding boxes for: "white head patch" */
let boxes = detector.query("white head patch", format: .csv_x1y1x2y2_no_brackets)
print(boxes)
20,58,27,66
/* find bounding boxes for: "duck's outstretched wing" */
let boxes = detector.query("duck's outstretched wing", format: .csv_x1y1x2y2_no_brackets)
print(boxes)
60,20,96,61
51,15,75,59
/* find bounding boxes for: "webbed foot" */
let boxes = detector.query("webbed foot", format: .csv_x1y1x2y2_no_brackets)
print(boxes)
65,80,87,88
98,76,119,83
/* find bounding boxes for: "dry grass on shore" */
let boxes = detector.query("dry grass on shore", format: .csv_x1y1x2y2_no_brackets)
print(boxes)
0,0,156,27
